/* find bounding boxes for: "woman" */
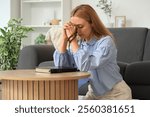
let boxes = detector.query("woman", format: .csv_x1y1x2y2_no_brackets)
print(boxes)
53,4,132,99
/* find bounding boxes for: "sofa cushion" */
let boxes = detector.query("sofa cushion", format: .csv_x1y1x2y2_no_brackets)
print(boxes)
143,29,150,61
45,26,62,49
109,28,148,63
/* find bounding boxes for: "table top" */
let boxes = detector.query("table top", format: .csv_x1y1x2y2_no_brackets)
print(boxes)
0,70,90,81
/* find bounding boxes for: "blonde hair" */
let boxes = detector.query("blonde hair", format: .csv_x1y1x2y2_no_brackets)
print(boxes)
71,4,113,39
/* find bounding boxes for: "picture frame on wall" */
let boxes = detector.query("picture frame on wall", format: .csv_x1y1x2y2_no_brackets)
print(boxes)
115,16,126,27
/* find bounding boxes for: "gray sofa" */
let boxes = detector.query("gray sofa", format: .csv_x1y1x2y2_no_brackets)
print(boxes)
17,27,150,100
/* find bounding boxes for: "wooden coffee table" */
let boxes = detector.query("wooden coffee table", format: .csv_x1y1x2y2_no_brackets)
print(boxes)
0,70,90,100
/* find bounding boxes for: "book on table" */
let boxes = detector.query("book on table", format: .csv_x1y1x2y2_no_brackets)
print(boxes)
35,66,79,73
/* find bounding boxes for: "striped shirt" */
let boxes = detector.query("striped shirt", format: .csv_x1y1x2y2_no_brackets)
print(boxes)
53,36,122,96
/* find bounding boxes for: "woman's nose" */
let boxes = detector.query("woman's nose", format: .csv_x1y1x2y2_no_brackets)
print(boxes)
77,28,81,33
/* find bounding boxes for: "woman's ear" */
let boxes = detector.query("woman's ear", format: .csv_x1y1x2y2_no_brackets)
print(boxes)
90,23,95,32
91,22,94,28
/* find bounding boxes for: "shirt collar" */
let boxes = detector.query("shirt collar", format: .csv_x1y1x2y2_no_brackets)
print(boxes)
81,38,97,46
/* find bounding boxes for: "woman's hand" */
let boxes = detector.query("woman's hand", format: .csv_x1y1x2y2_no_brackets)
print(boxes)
64,22,76,38
58,22,79,53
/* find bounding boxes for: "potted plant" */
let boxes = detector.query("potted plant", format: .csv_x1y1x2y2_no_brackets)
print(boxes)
0,18,33,70
34,33,46,45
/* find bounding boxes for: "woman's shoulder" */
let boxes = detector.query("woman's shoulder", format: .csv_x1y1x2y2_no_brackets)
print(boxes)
97,36,114,45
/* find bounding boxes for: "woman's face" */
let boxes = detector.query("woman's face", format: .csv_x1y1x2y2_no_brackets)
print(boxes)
70,16,93,41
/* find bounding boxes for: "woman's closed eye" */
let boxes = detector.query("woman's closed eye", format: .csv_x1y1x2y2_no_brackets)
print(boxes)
77,25,83,29
70,22,84,29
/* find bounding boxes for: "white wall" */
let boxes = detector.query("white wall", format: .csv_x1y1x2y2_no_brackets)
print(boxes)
1,0,150,28
0,0,20,28
0,0,10,28
72,0,150,28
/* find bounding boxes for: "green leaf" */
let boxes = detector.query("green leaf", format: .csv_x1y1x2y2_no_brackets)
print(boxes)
0,18,33,70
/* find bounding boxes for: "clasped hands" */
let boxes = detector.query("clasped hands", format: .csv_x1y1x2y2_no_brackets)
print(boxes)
63,22,78,43
58,21,79,53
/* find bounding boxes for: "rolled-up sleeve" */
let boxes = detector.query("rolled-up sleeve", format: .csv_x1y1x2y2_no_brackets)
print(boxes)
73,38,115,71
53,50,75,67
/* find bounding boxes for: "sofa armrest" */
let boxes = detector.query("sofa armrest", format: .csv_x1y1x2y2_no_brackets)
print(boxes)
124,61,150,99
17,45,55,69
124,61,150,85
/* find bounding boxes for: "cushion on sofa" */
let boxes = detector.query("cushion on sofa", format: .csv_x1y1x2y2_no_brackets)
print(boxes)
109,28,148,63
45,26,62,49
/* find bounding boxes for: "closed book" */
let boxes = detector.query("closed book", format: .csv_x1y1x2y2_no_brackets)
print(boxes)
35,66,79,73
35,66,50,73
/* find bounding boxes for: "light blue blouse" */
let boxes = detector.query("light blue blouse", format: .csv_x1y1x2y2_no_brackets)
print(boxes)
53,36,123,96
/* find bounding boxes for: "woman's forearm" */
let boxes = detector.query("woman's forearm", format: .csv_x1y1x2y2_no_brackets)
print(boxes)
57,37,68,53
70,39,79,53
